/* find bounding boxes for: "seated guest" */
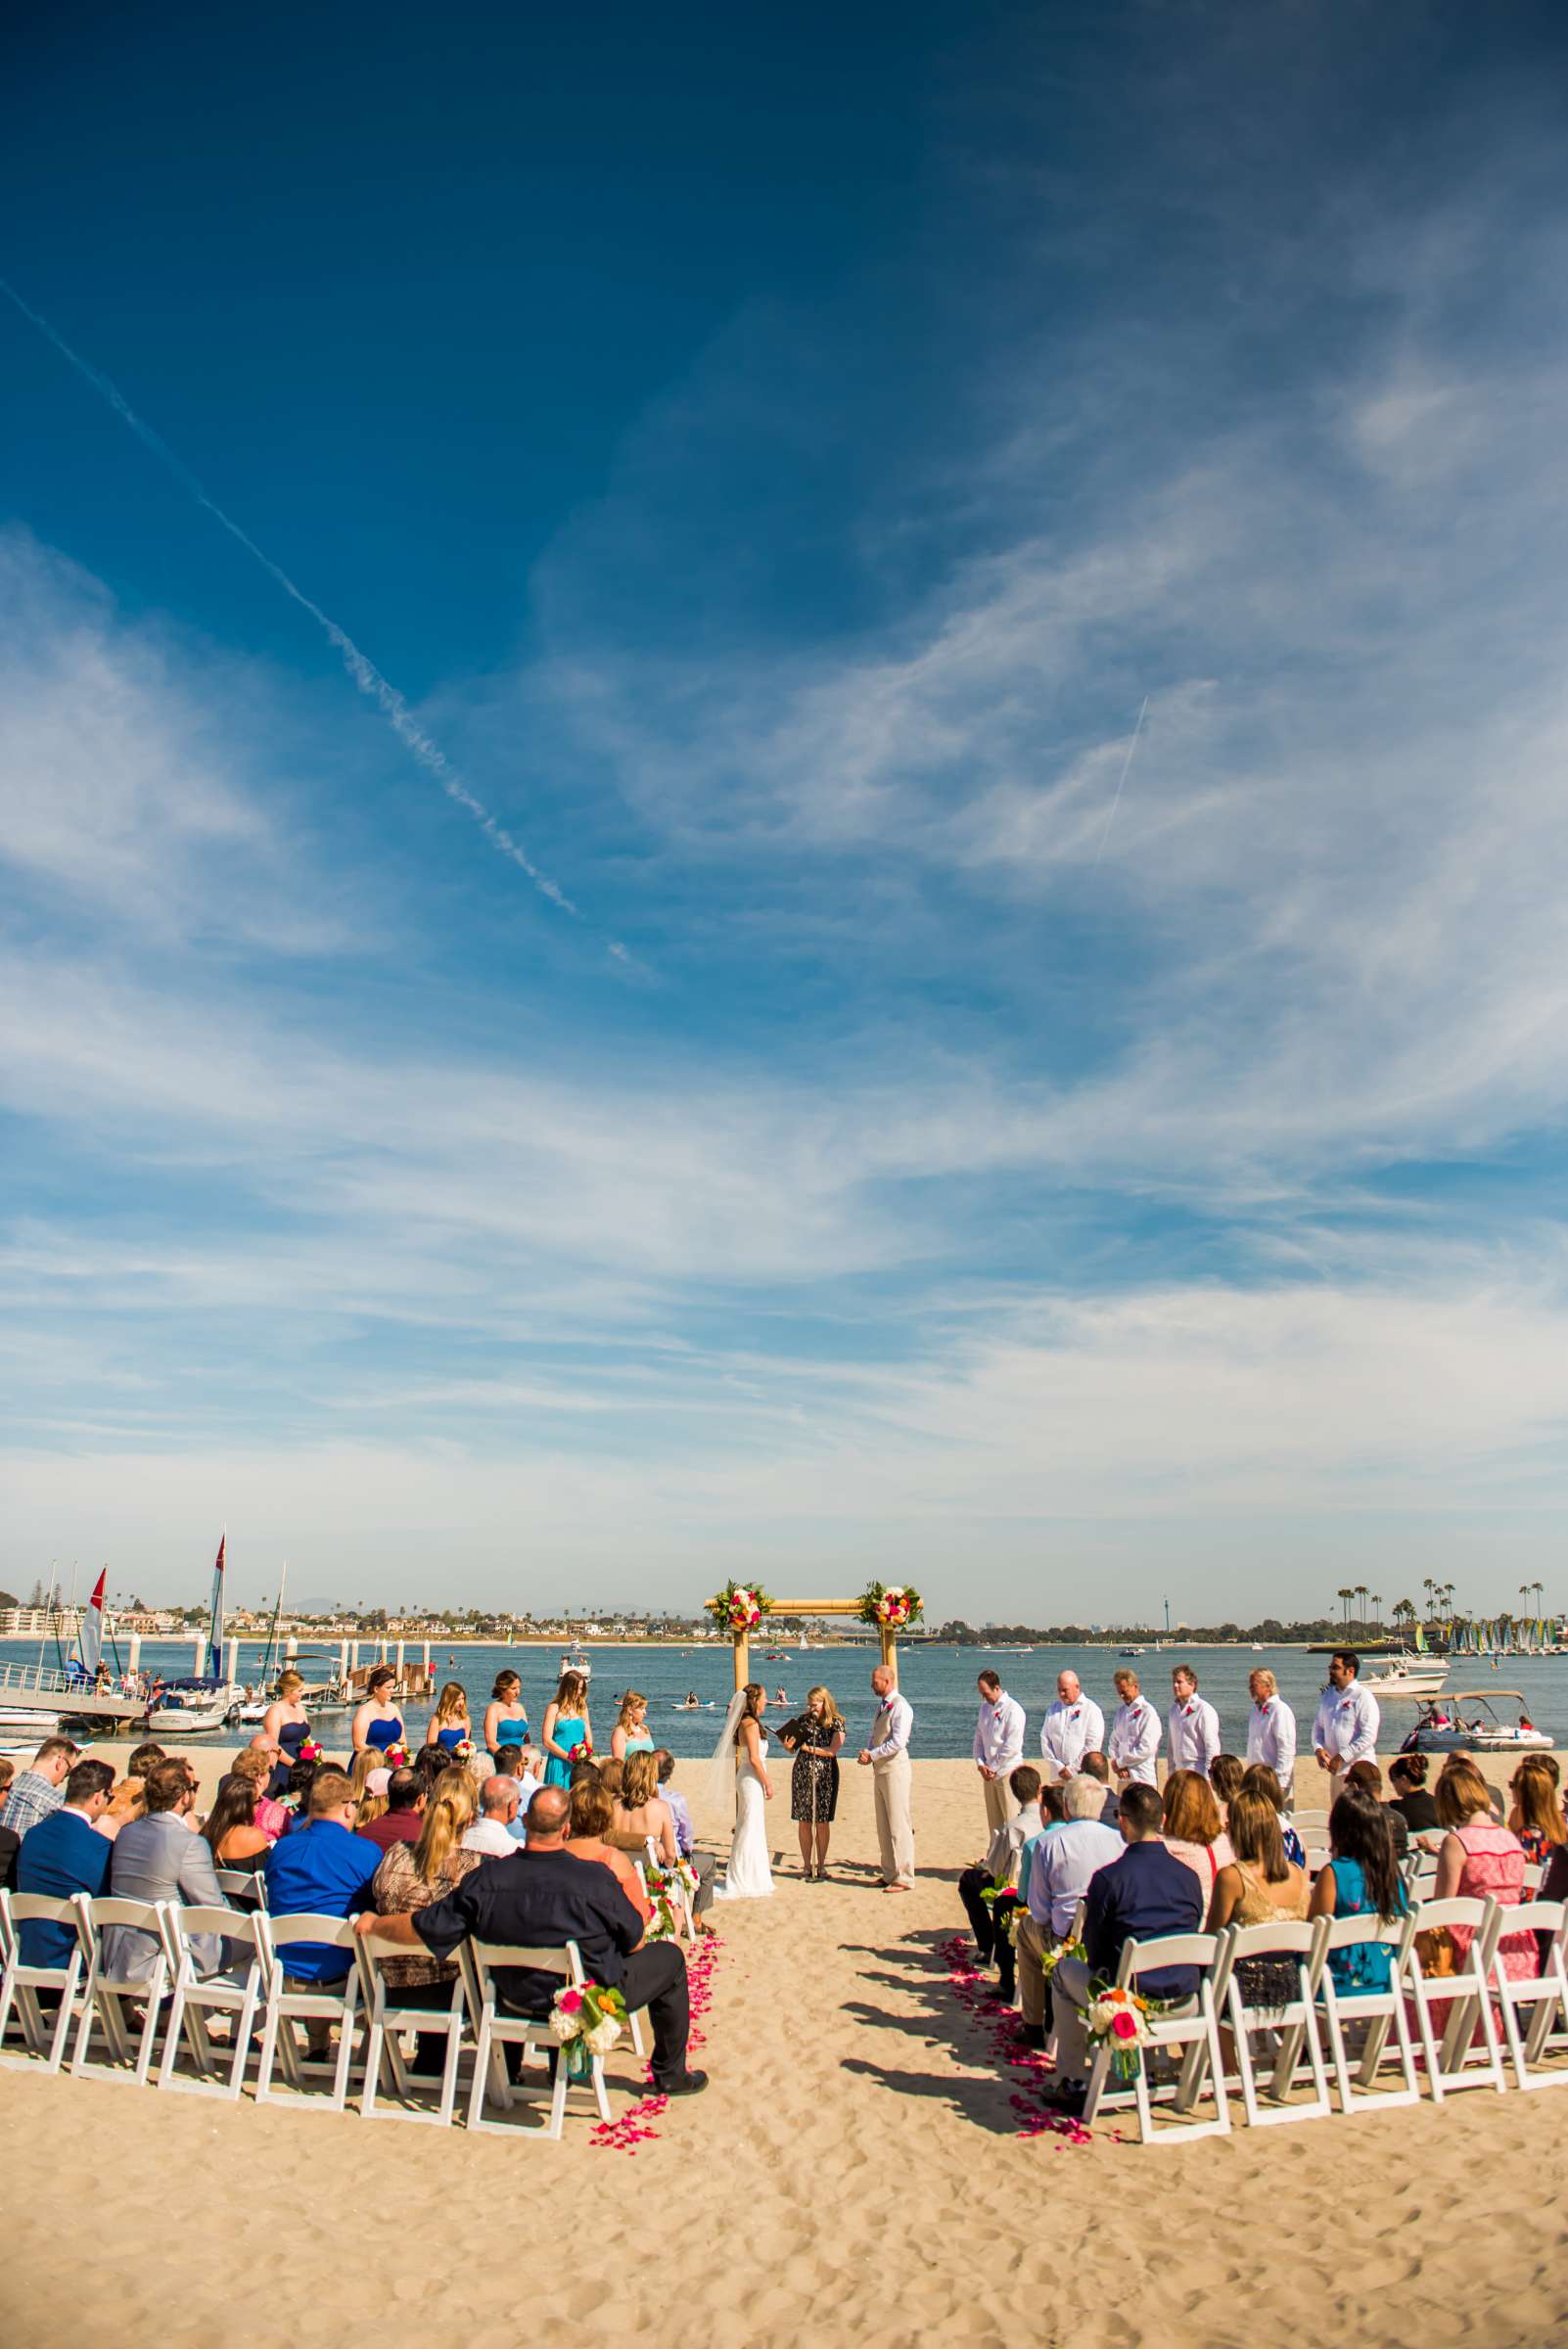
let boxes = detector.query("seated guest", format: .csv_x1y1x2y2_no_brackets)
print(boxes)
1161,1770,1235,1900
654,1748,717,1926
1240,1763,1307,1869
1387,1753,1441,1839
566,1775,652,1923
360,1784,708,2096
492,1743,540,1832
356,1771,391,1834
1429,1756,1539,2004
464,1775,524,1856
106,1759,229,1982
1040,1781,1204,2116
359,1766,427,1853
1308,1786,1407,1997
612,1752,679,1865
1079,1751,1120,1824
1209,1752,1245,1829
0,1759,14,1811
1207,1787,1310,2007
16,1759,115,1964
203,1773,272,1874
349,1746,386,1813
369,1769,484,2069
1,1736,81,1838
1344,1758,1408,1859
227,1746,288,1839
958,1764,1043,2001
279,1757,319,1833
598,1757,625,1801
0,1764,18,1891
1508,1755,1566,1865
264,1767,383,1987
1015,1774,1122,2050
126,1740,166,1780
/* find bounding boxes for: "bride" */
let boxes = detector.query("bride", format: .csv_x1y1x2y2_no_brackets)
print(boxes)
709,1681,774,1901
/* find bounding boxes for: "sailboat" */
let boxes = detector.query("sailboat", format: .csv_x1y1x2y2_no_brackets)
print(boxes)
238,1561,287,1722
146,1535,242,1734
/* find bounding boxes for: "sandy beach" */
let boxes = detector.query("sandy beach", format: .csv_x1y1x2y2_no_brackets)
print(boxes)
6,1751,1568,2349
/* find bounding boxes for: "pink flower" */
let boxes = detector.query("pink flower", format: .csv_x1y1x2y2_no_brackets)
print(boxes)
559,1988,584,2015
1111,2009,1138,2042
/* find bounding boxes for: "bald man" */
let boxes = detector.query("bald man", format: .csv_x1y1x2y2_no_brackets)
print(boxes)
1039,1673,1106,1783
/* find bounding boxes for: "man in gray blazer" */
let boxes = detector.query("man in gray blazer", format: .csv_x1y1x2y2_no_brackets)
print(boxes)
105,1757,230,1982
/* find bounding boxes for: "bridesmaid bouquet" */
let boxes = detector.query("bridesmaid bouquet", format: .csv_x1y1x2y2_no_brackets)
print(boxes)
384,1745,411,1769
857,1580,924,1630
453,1738,476,1761
706,1579,773,1633
299,1738,323,1763
549,1980,629,2077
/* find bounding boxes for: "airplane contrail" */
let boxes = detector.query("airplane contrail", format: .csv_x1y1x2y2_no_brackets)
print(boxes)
1,276,592,927
1091,693,1149,870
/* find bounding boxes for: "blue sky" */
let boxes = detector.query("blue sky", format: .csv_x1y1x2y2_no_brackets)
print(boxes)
5,0,1568,1619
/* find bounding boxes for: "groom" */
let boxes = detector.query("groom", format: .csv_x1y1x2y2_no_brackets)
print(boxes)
857,1665,915,1892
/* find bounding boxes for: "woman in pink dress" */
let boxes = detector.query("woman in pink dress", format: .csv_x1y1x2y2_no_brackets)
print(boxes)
1427,1755,1538,2039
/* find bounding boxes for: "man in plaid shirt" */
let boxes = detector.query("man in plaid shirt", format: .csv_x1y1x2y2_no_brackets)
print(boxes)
0,1735,80,1835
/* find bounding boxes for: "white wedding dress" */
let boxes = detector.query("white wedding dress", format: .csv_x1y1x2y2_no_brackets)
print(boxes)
715,1734,774,1902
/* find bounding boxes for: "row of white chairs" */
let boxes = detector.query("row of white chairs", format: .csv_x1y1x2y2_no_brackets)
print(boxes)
1073,1893,1568,2143
0,1891,650,2138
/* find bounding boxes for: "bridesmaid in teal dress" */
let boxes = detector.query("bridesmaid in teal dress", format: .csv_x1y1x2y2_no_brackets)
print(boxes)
611,1689,656,1762
542,1670,592,1788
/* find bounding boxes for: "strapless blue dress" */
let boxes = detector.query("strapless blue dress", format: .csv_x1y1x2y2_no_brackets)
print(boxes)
366,1715,404,1753
436,1726,466,1751
492,1715,530,1748
544,1715,587,1788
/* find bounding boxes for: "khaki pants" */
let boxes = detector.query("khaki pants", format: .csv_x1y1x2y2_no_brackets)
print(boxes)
873,1753,914,1887
1015,1911,1060,2028
982,1772,1021,1834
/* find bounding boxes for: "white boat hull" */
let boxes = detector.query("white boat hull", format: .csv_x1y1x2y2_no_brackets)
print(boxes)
1404,1726,1552,1754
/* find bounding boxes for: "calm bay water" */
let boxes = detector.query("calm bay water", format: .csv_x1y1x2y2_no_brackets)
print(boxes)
7,1635,1563,1758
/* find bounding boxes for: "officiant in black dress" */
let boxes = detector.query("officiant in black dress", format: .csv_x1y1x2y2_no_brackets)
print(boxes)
778,1686,846,1881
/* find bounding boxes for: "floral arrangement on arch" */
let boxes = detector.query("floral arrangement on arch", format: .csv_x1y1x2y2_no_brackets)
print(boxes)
857,1580,923,1631
707,1580,773,1635
549,1979,629,2078
1084,1981,1159,2080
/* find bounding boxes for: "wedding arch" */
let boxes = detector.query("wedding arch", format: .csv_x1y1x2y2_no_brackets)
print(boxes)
706,1584,922,1689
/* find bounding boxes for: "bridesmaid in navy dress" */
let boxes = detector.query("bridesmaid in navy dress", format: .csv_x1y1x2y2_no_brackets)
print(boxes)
351,1665,406,1757
424,1680,473,1754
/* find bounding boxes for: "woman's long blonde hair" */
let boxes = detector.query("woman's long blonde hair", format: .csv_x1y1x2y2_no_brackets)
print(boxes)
432,1680,468,1727
412,1768,476,1883
805,1685,840,1728
618,1689,647,1727
554,1671,587,1712
622,1751,660,1808
1436,1756,1495,1826
1510,1756,1566,1845
350,1747,383,1800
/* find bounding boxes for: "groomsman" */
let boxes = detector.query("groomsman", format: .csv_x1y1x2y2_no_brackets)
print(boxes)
1312,1650,1380,1790
1107,1668,1162,1787
972,1671,1026,1831
857,1665,915,1892
1167,1664,1221,1778
1245,1668,1298,1807
1038,1671,1105,1782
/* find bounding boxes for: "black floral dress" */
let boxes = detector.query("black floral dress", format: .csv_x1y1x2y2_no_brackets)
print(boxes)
788,1718,843,1824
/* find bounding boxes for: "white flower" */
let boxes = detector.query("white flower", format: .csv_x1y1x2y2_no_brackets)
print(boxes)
584,2016,622,2056
548,2008,580,2045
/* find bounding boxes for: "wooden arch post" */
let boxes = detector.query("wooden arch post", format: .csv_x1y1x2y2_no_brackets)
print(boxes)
733,1599,897,1690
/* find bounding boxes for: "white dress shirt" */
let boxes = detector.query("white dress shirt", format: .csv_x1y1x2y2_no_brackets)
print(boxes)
1167,1694,1222,1777
983,1798,1042,1884
866,1691,914,1762
462,1817,519,1858
1312,1681,1380,1772
1246,1695,1298,1802
1026,1817,1123,1936
1039,1697,1107,1779
973,1690,1026,1776
1107,1696,1161,1785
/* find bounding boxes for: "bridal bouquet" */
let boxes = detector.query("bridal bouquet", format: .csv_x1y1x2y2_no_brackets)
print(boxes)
1084,1982,1158,2080
707,1579,773,1634
549,1980,629,2078
857,1580,924,1630
980,1884,1026,1944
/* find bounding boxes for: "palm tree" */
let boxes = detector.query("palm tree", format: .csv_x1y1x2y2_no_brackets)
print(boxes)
1370,1592,1382,1635
1534,1579,1545,1618
1355,1584,1369,1630
1392,1597,1415,1628
1422,1576,1436,1621
1336,1586,1355,1630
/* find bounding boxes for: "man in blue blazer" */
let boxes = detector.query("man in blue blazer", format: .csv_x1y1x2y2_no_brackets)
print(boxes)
15,1759,115,1964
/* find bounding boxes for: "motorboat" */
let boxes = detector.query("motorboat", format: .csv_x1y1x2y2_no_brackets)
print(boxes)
1399,1691,1552,1755
559,1646,592,1681
1363,1651,1450,1699
145,1680,242,1735
1119,1646,1145,1657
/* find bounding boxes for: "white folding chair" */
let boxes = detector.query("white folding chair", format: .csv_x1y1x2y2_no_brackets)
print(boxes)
1492,1899,1568,2091
1317,1910,1421,2112
254,1913,364,2111
1081,1932,1231,2143
1403,1897,1506,2098
159,1904,266,2098
215,1865,267,1910
356,1930,468,2128
458,1937,610,2137
69,1895,170,2085
0,1891,87,2071
1222,1916,1332,2127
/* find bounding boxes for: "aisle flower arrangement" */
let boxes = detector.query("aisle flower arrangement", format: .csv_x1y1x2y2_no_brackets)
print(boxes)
550,1979,629,2078
707,1580,773,1633
980,1884,1027,1944
857,1580,923,1630
642,1864,685,1942
1084,1982,1158,2080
